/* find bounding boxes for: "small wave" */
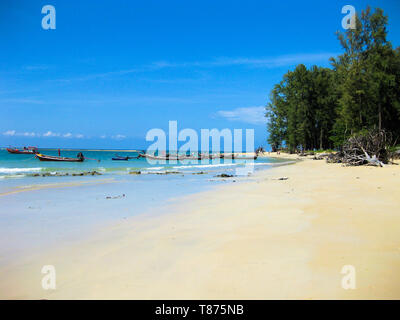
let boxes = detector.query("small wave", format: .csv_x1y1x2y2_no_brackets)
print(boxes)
1,174,27,179
0,167,42,174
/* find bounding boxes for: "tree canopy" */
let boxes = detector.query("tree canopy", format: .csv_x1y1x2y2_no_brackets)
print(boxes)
266,7,400,152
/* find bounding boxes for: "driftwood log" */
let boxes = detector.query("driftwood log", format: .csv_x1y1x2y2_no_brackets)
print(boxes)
326,129,394,167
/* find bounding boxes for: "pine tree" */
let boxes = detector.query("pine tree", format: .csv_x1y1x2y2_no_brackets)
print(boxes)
266,6,400,151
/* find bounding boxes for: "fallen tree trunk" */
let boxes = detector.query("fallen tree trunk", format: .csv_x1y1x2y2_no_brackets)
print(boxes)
326,129,394,167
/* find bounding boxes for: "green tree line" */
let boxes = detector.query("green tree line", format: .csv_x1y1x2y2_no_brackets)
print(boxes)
266,7,400,152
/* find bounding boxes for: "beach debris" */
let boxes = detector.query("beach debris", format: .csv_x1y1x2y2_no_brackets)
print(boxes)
326,153,342,164
271,176,289,180
30,172,62,177
153,171,182,175
214,173,234,178
72,171,102,176
192,171,207,175
317,153,332,157
311,153,333,160
129,171,141,174
326,129,394,167
106,194,125,199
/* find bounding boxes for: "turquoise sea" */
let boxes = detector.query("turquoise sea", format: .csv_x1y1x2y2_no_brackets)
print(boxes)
0,148,284,178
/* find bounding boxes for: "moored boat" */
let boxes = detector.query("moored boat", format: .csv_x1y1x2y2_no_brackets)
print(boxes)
234,154,258,160
139,153,226,160
7,146,38,154
138,152,256,160
111,154,139,161
112,156,129,161
220,153,258,160
35,152,85,162
138,153,186,161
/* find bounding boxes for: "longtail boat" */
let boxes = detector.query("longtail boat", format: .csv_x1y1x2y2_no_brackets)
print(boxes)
234,154,258,160
203,153,221,159
111,154,139,161
138,152,256,160
220,153,257,160
138,153,186,161
35,152,84,162
7,146,38,154
139,153,223,160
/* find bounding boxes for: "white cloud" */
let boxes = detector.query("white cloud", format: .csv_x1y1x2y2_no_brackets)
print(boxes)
210,53,337,68
3,130,36,137
3,130,16,136
111,134,126,140
2,130,85,138
52,53,339,83
153,53,339,69
216,106,266,125
22,132,36,137
62,132,84,138
43,131,60,137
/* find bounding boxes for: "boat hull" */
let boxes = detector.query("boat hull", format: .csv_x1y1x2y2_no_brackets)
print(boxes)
139,154,186,160
6,148,37,154
138,153,256,160
35,154,84,162
220,153,258,160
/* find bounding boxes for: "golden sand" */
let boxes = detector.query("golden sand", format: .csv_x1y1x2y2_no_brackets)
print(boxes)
1,156,399,299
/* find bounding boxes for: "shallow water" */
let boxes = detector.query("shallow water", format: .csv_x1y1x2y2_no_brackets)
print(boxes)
0,174,219,264
0,148,288,264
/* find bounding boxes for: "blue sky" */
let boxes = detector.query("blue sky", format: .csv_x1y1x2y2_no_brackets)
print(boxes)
1,0,399,149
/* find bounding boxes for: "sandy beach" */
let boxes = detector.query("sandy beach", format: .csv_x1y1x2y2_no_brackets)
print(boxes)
1,154,400,299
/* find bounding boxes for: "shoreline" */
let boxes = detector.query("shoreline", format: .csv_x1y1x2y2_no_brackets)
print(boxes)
1,156,400,299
